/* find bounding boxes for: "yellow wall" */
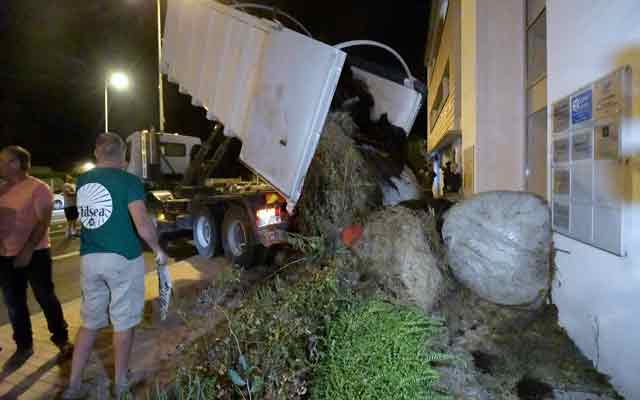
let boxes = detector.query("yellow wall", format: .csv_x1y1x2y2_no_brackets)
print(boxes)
427,0,525,193
426,0,460,151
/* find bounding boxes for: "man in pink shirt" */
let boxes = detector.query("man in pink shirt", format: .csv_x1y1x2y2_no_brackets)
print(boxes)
0,146,70,367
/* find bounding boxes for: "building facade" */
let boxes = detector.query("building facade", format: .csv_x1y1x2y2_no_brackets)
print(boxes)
424,1,640,398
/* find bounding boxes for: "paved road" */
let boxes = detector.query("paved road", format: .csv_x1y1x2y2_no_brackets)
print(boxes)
0,255,225,399
0,216,198,326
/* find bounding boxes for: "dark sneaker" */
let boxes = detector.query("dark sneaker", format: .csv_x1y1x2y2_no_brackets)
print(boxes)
56,342,74,361
60,382,92,400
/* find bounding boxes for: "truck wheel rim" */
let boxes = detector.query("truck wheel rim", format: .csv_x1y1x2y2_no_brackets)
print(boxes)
228,221,247,256
196,216,211,247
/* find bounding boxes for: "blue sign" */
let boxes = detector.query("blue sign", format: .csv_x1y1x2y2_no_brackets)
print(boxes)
571,89,593,125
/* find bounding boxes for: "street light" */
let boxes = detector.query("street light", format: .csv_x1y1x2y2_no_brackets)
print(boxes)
104,71,130,132
110,72,129,90
80,162,96,173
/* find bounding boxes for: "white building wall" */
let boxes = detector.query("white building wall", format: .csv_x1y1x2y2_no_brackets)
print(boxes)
460,0,478,193
475,0,527,192
547,1,640,398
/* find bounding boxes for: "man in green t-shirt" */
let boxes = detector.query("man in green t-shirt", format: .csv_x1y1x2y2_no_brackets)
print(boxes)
62,133,168,400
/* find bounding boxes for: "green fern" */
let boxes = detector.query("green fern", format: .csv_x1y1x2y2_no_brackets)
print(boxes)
311,300,451,400
425,352,455,363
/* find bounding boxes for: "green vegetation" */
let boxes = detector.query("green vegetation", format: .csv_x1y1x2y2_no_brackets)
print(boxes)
158,258,452,400
176,267,340,399
311,300,451,400
148,368,218,400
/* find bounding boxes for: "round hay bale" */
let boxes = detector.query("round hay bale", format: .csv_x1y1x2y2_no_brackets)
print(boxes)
442,191,552,307
297,113,382,238
352,206,445,312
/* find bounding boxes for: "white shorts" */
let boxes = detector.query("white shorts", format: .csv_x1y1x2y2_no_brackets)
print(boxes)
80,253,145,332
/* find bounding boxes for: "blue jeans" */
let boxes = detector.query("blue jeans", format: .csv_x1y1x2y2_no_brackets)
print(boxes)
0,249,68,349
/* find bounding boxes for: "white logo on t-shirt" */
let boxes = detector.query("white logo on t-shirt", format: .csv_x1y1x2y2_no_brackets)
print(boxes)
77,183,113,229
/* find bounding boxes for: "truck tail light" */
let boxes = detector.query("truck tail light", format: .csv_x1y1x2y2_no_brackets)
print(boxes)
256,206,284,228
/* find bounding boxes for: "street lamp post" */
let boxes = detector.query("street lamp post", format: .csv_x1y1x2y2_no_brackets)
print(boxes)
104,71,130,132
157,0,165,132
126,0,165,131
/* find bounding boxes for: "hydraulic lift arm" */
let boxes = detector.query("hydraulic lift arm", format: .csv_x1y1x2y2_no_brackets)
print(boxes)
181,122,232,186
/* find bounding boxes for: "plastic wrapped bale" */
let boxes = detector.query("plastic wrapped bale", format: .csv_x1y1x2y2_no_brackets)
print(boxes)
382,165,421,206
355,146,422,206
352,206,446,312
442,191,552,307
297,112,382,238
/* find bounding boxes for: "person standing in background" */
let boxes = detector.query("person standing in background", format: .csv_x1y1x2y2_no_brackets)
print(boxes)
63,175,79,238
449,162,462,194
0,146,71,367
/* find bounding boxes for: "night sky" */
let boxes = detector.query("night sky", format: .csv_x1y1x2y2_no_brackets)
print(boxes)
0,0,429,171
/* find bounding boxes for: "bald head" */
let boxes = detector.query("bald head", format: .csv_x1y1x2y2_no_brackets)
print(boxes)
95,132,126,164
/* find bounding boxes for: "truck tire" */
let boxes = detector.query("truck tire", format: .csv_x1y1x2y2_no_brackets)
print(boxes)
222,205,265,268
193,208,218,258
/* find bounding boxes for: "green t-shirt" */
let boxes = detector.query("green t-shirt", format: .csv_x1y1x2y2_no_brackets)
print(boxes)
77,168,145,260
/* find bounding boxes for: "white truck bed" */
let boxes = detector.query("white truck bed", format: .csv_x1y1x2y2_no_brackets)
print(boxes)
162,0,423,208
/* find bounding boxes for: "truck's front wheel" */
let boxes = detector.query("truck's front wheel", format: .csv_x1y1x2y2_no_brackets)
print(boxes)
193,208,218,258
222,206,265,268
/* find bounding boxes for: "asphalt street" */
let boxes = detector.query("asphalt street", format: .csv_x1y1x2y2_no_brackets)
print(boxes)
0,212,198,327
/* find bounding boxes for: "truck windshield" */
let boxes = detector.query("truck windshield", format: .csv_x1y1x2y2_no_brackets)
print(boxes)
160,142,186,157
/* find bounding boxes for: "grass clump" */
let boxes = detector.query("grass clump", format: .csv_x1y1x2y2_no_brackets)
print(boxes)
165,257,451,399
147,368,217,400
183,266,340,399
311,300,451,400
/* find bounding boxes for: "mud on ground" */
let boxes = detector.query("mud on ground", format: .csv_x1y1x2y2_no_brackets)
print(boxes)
430,282,622,400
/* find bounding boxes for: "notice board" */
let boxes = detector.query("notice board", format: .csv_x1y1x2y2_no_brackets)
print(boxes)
550,66,632,256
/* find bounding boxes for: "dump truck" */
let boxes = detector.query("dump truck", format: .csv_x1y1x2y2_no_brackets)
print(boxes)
126,128,289,267
126,0,425,266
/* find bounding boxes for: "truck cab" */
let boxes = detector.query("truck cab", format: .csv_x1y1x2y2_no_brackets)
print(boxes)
125,128,290,268
126,130,201,180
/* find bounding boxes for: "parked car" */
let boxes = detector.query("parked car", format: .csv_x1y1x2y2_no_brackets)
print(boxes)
51,190,66,221
53,192,65,210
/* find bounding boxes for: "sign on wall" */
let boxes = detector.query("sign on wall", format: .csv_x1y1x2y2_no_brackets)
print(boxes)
570,89,593,125
552,97,570,133
550,66,631,256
